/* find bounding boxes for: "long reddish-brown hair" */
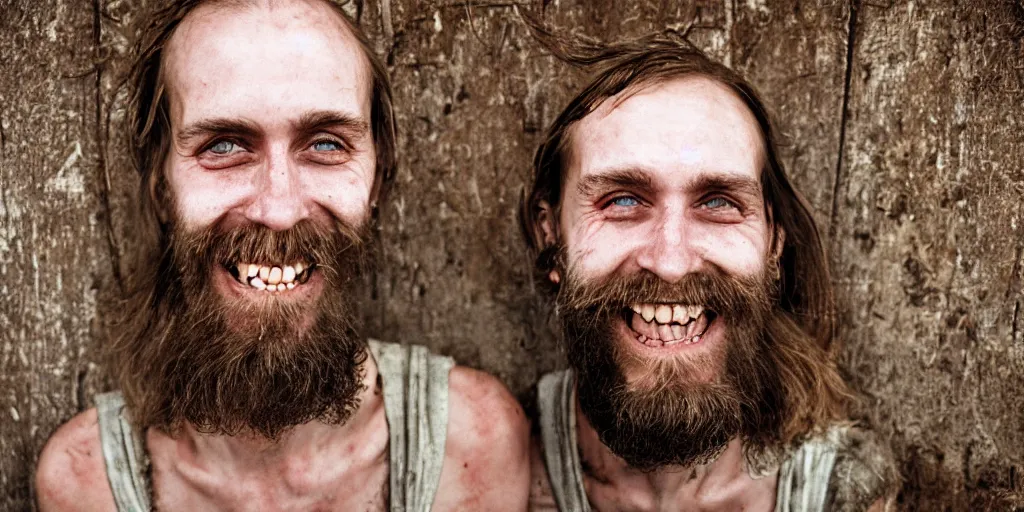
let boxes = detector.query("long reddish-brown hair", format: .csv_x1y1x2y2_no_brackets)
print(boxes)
519,25,854,445
111,0,395,431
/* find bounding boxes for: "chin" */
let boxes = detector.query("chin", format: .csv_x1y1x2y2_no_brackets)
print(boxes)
611,311,728,388
211,263,327,336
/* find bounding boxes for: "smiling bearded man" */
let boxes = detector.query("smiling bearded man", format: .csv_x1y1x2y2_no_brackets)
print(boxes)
34,1,530,510
521,34,898,512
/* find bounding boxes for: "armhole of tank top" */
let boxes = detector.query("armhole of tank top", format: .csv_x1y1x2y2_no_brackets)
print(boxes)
538,370,589,512
95,392,151,512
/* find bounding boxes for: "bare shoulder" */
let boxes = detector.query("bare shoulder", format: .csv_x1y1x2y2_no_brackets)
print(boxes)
433,365,530,511
35,408,116,512
445,365,530,452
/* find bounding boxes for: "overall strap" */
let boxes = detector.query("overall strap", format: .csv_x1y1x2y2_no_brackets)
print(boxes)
369,339,454,512
95,392,152,512
537,369,591,512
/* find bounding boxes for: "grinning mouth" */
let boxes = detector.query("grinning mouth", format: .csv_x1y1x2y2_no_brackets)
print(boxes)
225,262,316,292
623,303,717,348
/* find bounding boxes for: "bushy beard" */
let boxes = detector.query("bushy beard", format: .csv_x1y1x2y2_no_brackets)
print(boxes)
117,218,374,440
556,260,786,471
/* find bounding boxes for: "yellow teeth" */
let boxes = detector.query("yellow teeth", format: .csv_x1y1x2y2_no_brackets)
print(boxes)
632,303,704,325
655,304,672,323
268,267,282,285
234,262,311,292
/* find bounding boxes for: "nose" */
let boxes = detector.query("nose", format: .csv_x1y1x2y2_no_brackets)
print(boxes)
243,148,309,230
634,204,699,283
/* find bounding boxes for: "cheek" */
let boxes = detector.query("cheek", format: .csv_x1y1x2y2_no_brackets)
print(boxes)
167,160,252,228
692,226,768,276
564,220,645,277
305,167,374,227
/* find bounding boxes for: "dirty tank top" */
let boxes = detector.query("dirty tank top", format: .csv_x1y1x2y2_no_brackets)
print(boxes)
537,370,893,512
95,339,454,512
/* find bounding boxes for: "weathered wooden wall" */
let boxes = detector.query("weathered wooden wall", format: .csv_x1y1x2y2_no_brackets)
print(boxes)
1,0,1021,510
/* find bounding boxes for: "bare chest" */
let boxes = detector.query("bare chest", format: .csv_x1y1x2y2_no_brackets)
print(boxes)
583,470,779,512
150,459,389,512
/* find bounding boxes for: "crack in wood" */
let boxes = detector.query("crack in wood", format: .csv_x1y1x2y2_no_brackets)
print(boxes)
829,0,860,247
75,366,88,411
1006,241,1023,299
380,0,394,49
0,114,6,158
1013,300,1021,344
94,0,123,291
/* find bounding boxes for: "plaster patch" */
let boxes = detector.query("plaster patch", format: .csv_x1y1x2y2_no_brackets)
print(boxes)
46,141,84,197
745,0,769,14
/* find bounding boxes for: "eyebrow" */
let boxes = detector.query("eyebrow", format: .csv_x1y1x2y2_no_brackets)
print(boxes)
293,110,369,138
576,167,764,202
576,168,655,198
689,172,762,198
175,110,370,146
176,117,261,146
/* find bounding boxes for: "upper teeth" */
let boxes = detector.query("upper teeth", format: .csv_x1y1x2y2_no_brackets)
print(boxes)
235,263,310,292
632,303,703,324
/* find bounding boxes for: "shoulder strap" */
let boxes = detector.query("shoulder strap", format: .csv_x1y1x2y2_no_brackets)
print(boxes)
537,369,590,512
368,339,454,512
775,426,845,512
824,427,898,511
95,392,152,512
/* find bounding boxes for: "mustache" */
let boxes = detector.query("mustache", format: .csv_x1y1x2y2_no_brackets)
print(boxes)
170,219,372,282
556,263,775,319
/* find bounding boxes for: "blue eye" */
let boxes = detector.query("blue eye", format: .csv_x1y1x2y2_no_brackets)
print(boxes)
208,140,238,155
703,197,733,209
312,140,342,151
611,196,639,207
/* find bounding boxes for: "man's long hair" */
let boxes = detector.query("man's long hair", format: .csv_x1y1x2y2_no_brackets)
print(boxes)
110,0,396,433
519,24,854,447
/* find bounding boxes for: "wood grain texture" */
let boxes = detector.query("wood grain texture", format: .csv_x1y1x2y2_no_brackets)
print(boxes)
0,0,1021,509
832,1,1024,508
0,0,109,508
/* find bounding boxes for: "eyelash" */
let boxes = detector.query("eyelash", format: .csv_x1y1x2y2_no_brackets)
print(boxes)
701,196,739,210
600,194,743,215
603,194,643,209
198,136,349,154
310,137,346,151
200,138,246,155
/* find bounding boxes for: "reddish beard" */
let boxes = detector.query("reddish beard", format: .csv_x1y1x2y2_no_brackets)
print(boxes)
555,257,786,471
113,217,374,440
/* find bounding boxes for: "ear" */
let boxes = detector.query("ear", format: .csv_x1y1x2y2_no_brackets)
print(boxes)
536,200,561,284
770,223,786,263
766,203,785,264
149,173,171,225
536,200,558,247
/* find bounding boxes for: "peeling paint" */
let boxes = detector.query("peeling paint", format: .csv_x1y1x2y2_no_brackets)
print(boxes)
46,141,85,197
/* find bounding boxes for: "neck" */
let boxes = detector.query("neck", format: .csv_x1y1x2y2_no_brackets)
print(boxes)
155,346,384,472
575,398,772,509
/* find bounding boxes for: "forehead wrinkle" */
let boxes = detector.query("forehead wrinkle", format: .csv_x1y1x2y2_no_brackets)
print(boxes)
567,76,766,192
162,0,372,120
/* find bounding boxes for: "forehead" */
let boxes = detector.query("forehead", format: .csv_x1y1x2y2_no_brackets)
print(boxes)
163,0,371,126
567,76,765,187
